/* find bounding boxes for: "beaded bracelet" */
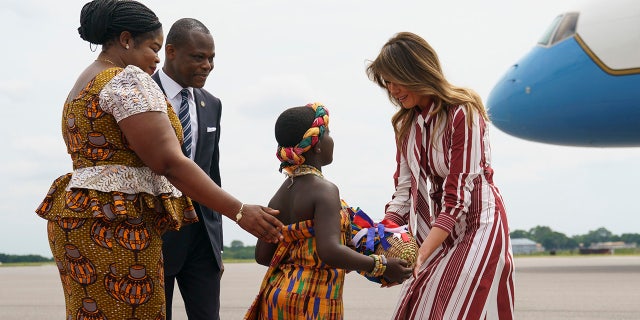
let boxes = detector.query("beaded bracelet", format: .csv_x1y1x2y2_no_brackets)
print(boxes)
378,255,387,276
366,254,387,278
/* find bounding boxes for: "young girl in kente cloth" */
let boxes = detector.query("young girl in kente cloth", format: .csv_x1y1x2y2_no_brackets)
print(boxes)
244,103,413,320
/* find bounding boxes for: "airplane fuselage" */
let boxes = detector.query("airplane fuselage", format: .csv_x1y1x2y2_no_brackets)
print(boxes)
487,1,640,147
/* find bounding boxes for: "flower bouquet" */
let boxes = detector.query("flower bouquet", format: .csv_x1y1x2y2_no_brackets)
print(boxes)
341,200,418,284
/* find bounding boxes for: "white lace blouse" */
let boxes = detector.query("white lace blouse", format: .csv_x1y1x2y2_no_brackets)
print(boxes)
65,65,182,197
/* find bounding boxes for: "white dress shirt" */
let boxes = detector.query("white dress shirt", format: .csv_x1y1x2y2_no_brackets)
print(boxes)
158,68,198,159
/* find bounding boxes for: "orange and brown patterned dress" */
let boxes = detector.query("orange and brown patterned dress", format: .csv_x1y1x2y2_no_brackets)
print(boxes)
35,65,196,320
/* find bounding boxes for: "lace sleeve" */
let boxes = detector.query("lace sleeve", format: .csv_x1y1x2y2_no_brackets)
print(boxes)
99,65,168,122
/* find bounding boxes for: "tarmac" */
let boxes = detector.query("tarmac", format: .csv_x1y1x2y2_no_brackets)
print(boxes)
1,256,639,319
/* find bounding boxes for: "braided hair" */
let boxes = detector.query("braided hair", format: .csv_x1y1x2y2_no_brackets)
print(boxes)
275,103,330,174
78,0,162,46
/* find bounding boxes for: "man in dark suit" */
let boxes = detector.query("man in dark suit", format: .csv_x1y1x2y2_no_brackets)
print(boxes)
152,18,223,320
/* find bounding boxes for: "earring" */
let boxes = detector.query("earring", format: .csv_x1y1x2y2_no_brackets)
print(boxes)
125,44,129,50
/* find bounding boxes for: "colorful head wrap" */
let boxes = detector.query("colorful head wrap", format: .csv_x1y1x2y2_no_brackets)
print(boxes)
276,102,330,174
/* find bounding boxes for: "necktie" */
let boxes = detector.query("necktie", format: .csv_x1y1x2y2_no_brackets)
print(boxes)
179,88,192,157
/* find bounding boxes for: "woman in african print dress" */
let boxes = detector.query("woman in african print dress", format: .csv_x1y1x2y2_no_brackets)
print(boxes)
35,1,283,319
366,32,515,319
244,103,413,320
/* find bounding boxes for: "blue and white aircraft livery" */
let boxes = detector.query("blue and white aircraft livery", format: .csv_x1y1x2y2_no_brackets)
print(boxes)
487,0,640,147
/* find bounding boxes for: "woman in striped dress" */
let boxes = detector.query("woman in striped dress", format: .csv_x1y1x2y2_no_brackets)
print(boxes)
366,32,515,319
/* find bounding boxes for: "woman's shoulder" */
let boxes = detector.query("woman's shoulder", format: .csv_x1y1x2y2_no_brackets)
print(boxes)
99,65,167,120
67,66,123,102
106,65,155,87
447,103,485,126
446,103,467,113
445,103,472,122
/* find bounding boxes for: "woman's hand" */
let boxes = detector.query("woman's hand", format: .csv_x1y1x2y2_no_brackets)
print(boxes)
412,227,449,278
412,251,428,278
383,257,413,284
237,204,284,243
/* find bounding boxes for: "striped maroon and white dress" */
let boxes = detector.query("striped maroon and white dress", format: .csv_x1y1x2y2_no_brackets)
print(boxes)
384,104,514,320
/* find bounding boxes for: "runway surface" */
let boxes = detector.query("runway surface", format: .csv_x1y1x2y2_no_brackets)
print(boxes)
1,256,639,319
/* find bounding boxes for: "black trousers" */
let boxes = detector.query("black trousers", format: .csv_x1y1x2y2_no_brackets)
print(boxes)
164,222,221,320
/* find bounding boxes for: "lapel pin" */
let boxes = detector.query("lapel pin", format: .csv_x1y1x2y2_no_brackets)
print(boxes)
200,101,206,107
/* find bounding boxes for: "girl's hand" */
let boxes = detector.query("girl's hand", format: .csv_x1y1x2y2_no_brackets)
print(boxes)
383,257,413,284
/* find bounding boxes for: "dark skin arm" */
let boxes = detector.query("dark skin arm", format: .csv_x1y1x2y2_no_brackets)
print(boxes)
255,238,278,266
119,111,283,243
314,180,412,284
255,181,290,266
255,175,412,283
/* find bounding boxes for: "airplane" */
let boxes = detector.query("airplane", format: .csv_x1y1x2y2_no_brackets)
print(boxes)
486,0,640,147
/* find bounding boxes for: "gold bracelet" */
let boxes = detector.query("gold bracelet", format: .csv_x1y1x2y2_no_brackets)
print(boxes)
235,203,245,223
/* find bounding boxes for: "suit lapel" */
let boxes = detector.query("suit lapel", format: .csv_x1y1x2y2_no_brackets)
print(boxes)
193,89,207,161
151,72,166,95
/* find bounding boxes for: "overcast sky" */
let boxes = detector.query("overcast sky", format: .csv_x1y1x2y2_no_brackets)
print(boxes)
3,0,639,258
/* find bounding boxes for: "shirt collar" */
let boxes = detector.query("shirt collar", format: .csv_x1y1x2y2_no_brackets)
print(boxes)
158,68,194,101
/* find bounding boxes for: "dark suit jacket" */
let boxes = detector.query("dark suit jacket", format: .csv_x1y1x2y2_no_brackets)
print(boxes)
152,72,224,273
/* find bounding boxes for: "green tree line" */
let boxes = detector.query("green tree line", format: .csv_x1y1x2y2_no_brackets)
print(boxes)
222,240,256,260
0,253,53,264
511,226,640,251
3,226,639,264
223,226,640,259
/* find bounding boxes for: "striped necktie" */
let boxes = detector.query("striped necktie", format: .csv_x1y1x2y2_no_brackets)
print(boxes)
179,88,192,157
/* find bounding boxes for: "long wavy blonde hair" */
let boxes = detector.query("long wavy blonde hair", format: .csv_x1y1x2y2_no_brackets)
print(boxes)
366,32,489,144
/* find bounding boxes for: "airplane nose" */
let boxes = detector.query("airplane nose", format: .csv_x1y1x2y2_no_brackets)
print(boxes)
486,61,534,142
487,64,520,122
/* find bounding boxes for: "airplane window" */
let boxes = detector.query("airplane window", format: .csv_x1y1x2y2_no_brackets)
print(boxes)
537,12,579,47
538,15,562,46
551,12,579,45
